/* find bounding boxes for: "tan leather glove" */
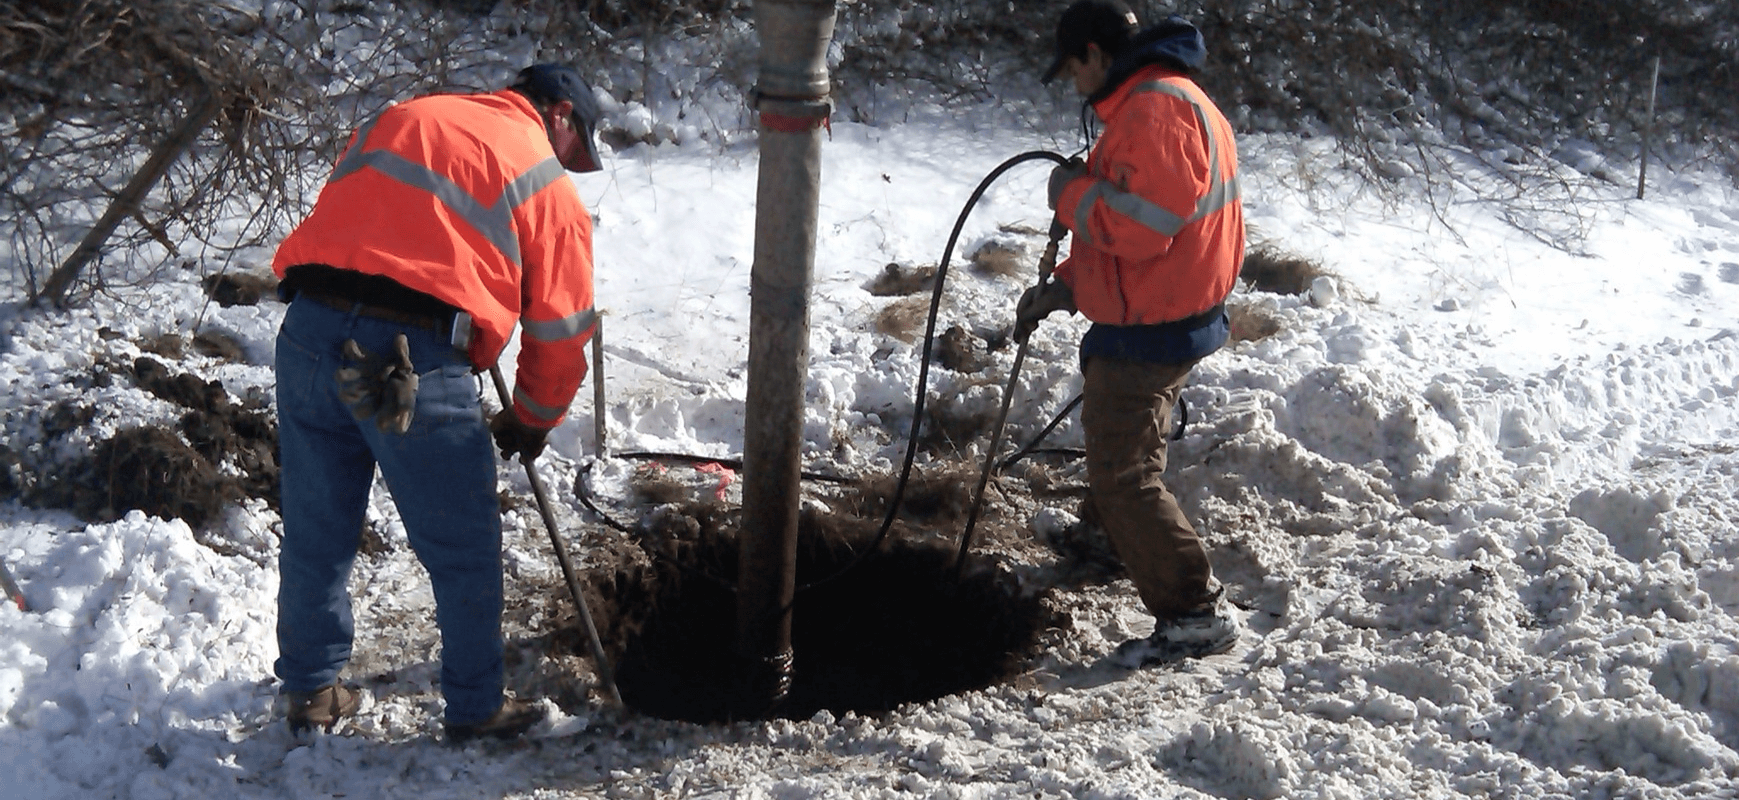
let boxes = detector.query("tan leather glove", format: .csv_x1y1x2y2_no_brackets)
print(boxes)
1014,280,1076,343
335,334,418,434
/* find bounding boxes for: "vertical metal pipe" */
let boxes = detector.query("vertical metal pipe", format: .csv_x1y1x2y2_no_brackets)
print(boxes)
737,0,836,713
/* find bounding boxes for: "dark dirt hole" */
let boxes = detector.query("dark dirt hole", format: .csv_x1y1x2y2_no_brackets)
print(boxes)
601,503,1050,724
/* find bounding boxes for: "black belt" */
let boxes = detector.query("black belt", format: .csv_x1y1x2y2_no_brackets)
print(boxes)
300,290,456,336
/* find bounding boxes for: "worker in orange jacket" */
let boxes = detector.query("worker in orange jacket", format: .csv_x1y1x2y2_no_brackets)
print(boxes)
1017,1,1245,666
270,64,600,741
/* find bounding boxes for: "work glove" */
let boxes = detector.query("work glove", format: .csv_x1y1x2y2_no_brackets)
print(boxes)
1047,157,1087,210
489,408,550,462
335,334,419,434
1014,279,1076,343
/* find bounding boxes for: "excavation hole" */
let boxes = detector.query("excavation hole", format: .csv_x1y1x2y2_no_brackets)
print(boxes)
607,507,1051,723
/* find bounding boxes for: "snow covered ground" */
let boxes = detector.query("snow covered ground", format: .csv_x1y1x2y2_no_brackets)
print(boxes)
3,41,1739,800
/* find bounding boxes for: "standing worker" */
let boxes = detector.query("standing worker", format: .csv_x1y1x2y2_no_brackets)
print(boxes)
1017,2,1246,665
270,64,603,741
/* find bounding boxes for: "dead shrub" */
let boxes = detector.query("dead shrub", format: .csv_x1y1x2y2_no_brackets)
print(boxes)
1241,244,1327,296
865,262,936,297
968,241,1026,279
875,296,930,343
1228,301,1283,343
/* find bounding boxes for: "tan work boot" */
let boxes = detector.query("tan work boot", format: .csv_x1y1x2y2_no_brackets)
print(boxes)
286,683,362,734
444,698,547,744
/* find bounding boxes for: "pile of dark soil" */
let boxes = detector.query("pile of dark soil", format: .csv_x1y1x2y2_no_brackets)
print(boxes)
28,356,278,531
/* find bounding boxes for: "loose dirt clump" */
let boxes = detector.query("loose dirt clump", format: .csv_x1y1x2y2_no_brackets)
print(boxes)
201,272,278,307
191,329,248,362
134,356,228,411
864,262,936,296
24,359,279,535
1228,301,1284,343
968,240,1026,279
874,295,929,343
934,324,989,374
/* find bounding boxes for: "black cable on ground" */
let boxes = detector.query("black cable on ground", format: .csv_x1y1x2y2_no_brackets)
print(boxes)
611,450,851,484
998,392,1083,472
996,392,1190,473
576,457,739,592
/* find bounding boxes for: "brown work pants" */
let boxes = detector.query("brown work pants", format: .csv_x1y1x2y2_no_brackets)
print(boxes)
1081,356,1216,621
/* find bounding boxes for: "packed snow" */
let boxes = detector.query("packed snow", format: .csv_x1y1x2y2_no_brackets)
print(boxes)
3,19,1739,800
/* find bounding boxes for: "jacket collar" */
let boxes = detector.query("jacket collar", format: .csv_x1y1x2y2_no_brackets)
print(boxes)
1090,63,1183,123
1087,16,1207,108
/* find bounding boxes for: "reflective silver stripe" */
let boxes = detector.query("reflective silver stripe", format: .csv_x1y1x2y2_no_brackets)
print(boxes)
500,159,570,214
327,112,571,268
1077,179,1189,242
512,385,566,424
521,307,598,342
1075,80,1239,245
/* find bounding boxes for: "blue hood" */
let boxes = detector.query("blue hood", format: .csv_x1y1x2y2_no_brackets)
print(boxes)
1093,16,1207,103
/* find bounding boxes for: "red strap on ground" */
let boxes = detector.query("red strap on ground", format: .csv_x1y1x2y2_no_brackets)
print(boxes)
0,557,27,612
693,461,736,500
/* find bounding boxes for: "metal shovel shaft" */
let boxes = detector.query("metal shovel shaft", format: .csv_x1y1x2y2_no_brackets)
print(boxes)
954,219,1069,579
489,367,622,706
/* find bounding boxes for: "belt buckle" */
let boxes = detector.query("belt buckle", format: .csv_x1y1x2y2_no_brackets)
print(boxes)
449,312,473,351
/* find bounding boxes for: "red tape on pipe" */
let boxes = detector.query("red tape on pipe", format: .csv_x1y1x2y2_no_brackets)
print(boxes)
760,111,832,134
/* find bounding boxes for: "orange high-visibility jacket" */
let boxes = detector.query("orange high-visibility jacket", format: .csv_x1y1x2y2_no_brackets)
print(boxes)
274,89,595,429
1053,65,1244,325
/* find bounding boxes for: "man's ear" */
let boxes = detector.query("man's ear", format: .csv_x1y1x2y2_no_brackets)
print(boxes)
549,99,576,128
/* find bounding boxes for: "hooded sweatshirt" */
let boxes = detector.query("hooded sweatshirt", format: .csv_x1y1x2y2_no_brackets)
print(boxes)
1052,17,1245,365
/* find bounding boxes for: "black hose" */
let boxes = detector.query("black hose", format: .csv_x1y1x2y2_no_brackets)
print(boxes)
795,149,1072,590
998,392,1083,471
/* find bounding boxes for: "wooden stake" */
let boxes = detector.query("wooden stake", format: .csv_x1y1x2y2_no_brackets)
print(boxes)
1638,55,1660,200
591,315,607,456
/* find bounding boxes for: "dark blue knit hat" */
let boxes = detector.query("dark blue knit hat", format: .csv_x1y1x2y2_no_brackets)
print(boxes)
515,64,603,172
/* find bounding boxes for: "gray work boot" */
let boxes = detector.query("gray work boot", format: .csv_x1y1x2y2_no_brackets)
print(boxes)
444,698,547,744
286,683,362,734
1112,599,1242,668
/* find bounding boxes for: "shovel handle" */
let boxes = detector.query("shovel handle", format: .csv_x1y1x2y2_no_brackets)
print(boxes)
0,556,27,612
488,367,622,706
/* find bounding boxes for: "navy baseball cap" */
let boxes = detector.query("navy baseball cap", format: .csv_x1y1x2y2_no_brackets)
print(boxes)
1042,0,1140,84
514,63,603,172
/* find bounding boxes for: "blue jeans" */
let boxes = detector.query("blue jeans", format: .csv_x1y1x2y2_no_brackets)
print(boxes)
274,297,504,726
